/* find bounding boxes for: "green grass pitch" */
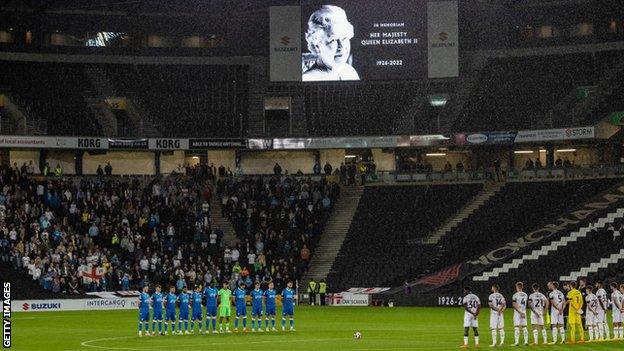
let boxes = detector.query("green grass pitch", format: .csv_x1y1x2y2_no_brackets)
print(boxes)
10,306,624,350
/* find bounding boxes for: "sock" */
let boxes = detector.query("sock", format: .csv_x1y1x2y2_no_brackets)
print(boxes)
289,318,294,329
184,321,188,331
251,318,255,329
514,327,520,344
219,322,223,331
570,325,576,342
523,327,529,344
225,323,230,331
198,320,202,331
533,329,538,344
588,326,594,340
152,321,156,332
474,336,479,345
265,318,269,328
578,325,584,341
491,330,497,345
281,318,286,329
463,336,468,346
164,322,168,332
243,318,247,328
190,321,194,331
205,318,210,331
542,329,548,343
604,323,610,339
159,321,163,333
234,317,239,329
499,330,505,344
139,322,143,332
145,322,149,333
559,327,565,342
172,322,175,332
212,317,216,331
552,327,558,343
178,320,182,331
271,318,276,328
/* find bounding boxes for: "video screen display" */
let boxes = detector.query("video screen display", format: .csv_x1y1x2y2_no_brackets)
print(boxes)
301,0,427,81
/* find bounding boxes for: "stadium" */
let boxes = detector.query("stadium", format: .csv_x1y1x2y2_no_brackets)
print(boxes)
2,0,624,350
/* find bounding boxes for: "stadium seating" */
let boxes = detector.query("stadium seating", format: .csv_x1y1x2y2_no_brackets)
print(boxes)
455,51,624,132
102,64,249,137
0,61,101,136
327,184,483,291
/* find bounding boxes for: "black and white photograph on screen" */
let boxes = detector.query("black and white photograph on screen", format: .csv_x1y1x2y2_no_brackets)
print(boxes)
302,5,360,82
301,0,427,82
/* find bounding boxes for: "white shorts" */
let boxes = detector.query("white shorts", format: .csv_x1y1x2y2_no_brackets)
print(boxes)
464,312,479,328
596,309,606,324
530,311,544,326
550,309,564,325
613,310,623,324
490,311,504,329
513,311,527,326
585,311,597,326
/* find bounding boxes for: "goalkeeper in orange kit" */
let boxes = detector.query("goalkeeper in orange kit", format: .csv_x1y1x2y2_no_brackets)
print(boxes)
565,281,585,343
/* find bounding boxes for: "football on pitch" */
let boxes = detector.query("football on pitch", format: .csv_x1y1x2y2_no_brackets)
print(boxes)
354,331,362,339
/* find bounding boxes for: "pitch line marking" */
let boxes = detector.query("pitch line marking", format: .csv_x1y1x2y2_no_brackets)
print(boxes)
80,336,345,350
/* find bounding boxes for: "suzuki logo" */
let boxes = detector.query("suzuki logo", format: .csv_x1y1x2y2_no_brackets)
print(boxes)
280,36,290,45
439,32,449,41
22,303,29,311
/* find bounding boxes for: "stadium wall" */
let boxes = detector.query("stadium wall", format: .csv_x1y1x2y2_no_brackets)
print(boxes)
240,151,316,175
12,298,139,312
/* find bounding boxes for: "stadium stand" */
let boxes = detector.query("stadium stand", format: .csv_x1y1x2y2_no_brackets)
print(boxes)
327,184,483,291
455,50,624,132
0,61,101,136
0,165,336,299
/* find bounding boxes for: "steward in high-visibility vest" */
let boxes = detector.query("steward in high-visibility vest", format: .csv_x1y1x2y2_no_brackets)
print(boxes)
307,279,318,305
318,279,327,306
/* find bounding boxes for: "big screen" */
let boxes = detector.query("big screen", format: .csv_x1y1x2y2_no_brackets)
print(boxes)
301,0,427,81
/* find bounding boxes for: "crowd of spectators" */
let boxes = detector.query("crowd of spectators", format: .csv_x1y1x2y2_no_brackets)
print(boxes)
0,164,339,296
216,174,340,283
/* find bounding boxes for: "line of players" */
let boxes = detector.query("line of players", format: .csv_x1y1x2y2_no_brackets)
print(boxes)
137,280,297,336
462,280,624,348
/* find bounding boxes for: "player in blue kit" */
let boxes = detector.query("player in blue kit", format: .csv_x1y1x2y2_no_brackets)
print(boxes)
164,286,177,335
250,282,264,332
264,281,278,332
190,285,204,333
281,280,296,331
234,282,248,332
178,287,191,334
151,285,164,335
138,285,151,336
203,282,219,334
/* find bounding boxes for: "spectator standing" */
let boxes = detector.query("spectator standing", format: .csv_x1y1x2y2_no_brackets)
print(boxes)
307,279,318,305
324,162,333,175
318,279,327,306
104,162,113,175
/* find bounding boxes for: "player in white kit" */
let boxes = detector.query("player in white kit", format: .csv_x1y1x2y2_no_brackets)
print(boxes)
488,284,506,347
462,286,481,348
612,282,624,340
547,281,566,344
584,286,599,342
595,280,610,340
528,283,549,345
511,282,529,346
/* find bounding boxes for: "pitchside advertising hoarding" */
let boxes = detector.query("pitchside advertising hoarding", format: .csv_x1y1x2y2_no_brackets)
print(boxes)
12,298,139,312
270,1,457,81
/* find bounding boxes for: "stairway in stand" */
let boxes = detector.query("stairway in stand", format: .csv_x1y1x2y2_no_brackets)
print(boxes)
210,197,238,247
301,186,364,287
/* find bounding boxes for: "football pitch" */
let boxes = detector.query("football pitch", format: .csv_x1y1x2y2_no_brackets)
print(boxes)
10,306,624,350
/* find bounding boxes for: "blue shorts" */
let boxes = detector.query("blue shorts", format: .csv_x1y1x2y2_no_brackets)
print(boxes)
139,309,150,322
265,306,276,316
206,305,217,317
192,309,202,320
236,305,246,317
166,309,176,321
179,309,189,320
252,305,263,317
153,309,163,320
282,306,294,316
